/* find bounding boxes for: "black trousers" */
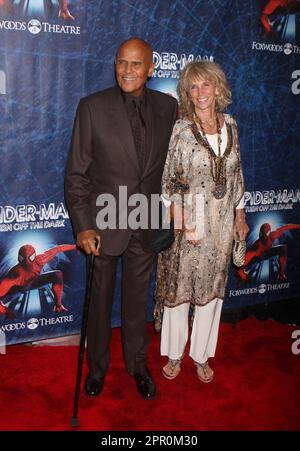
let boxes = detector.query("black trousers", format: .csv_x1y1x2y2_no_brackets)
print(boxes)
86,232,155,379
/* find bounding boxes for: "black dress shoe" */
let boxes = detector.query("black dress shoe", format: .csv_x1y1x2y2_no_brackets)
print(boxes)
84,373,104,397
134,367,156,400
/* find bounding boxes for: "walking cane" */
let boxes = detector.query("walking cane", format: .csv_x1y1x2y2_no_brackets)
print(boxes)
70,239,98,428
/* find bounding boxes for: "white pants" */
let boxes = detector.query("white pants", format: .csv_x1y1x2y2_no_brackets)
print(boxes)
160,299,223,364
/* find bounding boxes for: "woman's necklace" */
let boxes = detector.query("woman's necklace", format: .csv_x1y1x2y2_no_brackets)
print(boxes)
193,112,227,199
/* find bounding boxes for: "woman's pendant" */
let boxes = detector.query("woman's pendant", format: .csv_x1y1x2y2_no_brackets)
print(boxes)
215,156,222,178
212,183,226,199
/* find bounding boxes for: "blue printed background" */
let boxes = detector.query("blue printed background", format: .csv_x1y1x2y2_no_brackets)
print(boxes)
0,0,299,343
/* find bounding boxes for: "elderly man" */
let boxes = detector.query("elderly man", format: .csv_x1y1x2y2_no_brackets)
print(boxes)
65,37,177,399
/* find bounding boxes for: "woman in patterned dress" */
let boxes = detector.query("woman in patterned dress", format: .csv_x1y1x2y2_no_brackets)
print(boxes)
154,61,249,383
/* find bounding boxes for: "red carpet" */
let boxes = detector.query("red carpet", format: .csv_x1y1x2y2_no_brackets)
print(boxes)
0,318,299,431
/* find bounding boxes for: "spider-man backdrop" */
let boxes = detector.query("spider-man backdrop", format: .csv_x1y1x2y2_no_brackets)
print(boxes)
0,0,299,344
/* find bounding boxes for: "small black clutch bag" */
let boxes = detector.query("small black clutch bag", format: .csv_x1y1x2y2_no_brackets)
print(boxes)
149,219,175,253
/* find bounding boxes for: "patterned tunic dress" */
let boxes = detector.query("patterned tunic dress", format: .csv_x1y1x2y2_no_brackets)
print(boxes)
154,114,245,331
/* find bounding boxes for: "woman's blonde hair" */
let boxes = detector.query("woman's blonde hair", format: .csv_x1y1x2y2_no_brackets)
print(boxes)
177,61,232,117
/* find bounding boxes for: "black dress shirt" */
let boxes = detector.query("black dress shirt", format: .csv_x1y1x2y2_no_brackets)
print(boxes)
122,88,152,172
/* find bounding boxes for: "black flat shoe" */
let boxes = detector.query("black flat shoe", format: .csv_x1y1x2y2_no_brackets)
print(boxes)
134,367,156,400
84,373,105,397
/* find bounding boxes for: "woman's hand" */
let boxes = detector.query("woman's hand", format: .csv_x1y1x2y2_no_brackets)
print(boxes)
234,209,249,240
171,203,190,232
170,202,201,245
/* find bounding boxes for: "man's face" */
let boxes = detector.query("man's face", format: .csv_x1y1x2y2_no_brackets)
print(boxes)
115,41,154,97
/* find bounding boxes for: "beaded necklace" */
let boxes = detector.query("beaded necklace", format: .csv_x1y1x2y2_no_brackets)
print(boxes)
193,113,228,199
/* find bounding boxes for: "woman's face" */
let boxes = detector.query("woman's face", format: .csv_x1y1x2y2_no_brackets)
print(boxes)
188,77,219,114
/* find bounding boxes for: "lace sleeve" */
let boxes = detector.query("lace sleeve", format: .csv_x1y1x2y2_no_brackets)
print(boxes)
162,121,190,200
232,119,245,208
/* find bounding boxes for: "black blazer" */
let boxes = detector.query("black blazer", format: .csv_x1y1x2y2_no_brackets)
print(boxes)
65,85,178,255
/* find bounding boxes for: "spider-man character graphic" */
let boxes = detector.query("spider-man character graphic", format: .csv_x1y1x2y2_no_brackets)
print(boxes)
260,0,300,37
236,223,300,283
0,0,74,19
0,0,13,13
0,243,76,318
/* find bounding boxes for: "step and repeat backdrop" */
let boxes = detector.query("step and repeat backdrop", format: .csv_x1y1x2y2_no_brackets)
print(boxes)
0,0,299,344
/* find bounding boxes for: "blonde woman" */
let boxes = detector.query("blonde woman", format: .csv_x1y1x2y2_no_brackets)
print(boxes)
155,61,249,383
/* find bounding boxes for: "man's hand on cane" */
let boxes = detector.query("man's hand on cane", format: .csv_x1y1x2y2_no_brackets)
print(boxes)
77,230,101,256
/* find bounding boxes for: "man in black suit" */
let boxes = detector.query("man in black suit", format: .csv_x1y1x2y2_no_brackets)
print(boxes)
65,37,177,399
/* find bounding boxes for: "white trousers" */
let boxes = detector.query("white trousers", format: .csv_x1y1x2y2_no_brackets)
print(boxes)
160,299,223,364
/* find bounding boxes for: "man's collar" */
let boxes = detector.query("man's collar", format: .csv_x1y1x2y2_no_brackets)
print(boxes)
120,87,147,106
